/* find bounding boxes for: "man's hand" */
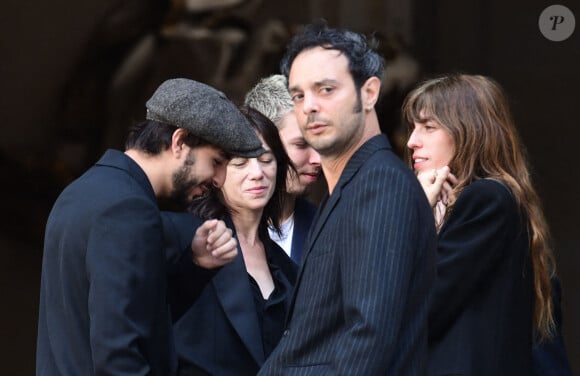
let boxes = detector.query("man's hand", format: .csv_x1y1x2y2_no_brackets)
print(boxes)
191,219,237,269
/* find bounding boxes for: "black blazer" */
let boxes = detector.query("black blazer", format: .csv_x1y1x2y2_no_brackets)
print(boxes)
37,150,176,375
170,216,297,376
428,179,533,375
289,197,317,264
259,135,437,375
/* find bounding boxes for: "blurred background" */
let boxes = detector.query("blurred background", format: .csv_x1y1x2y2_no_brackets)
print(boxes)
1,0,578,374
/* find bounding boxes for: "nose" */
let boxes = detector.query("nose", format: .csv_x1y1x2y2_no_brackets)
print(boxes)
248,159,265,179
302,92,319,114
212,164,227,188
307,147,321,166
407,129,421,150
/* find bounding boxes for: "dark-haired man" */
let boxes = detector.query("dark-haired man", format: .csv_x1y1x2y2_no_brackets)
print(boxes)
259,23,436,375
37,78,263,375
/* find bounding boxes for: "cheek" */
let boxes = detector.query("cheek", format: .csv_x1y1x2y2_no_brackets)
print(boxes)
262,165,278,186
443,139,456,165
294,111,308,128
213,166,227,187
220,181,238,204
196,162,213,181
444,149,455,165
267,165,278,179
224,168,241,186
287,149,307,168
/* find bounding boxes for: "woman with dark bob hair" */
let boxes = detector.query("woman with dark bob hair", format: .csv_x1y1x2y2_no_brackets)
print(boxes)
404,73,561,375
171,105,297,376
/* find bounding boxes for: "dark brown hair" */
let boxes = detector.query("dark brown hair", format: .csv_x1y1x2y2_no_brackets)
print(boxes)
402,73,555,340
190,106,292,238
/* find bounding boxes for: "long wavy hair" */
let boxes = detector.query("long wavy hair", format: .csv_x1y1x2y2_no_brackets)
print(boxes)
402,73,555,340
190,106,291,239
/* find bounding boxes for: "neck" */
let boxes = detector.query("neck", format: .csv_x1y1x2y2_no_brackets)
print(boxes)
231,208,263,245
124,149,169,197
323,111,381,194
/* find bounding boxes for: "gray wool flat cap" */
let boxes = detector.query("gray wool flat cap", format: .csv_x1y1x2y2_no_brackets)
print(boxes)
146,78,264,157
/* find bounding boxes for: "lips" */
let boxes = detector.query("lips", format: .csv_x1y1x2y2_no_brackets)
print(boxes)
412,156,428,171
246,186,268,194
306,122,327,135
301,170,320,180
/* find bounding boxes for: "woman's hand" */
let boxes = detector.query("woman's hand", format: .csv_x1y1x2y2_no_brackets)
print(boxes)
417,166,457,207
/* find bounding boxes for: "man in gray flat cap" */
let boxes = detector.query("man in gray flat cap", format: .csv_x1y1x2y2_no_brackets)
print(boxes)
37,78,263,376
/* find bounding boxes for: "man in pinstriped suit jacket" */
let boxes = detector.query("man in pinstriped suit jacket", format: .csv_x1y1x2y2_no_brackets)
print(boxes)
258,22,437,375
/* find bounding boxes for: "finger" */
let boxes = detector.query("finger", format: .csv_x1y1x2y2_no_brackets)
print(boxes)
211,238,238,258
195,219,218,239
205,220,225,245
416,171,435,186
207,227,233,250
447,172,458,185
212,248,237,263
431,169,449,192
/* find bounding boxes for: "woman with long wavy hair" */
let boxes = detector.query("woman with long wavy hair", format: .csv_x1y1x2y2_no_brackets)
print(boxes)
403,73,562,375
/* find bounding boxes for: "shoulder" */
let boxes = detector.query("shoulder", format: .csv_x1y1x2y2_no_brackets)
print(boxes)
345,134,411,182
456,179,516,210
445,179,523,231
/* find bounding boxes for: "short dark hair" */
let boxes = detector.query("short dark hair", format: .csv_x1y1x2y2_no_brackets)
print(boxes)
280,20,384,91
190,106,293,237
125,120,214,155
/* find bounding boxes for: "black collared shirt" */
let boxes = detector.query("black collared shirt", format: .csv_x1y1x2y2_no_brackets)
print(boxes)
248,261,292,358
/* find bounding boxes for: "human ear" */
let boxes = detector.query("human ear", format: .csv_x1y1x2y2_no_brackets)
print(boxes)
362,76,381,110
171,128,188,156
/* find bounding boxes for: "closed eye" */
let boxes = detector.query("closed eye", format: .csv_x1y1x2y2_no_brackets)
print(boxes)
229,157,248,167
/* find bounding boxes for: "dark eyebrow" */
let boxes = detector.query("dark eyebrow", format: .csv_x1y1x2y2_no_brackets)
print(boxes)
288,84,300,93
315,79,338,87
289,79,338,93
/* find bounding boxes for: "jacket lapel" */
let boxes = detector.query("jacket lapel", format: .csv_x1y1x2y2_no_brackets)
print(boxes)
286,135,390,322
285,186,341,323
212,223,265,365
290,199,315,265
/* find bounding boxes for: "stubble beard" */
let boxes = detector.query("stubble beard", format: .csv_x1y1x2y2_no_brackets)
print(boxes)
171,152,201,207
305,97,364,158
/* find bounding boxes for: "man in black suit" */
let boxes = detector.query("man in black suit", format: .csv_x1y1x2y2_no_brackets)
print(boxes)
36,78,264,375
258,22,437,375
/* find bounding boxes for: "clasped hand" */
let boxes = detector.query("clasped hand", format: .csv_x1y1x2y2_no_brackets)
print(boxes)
191,219,238,269
416,166,457,208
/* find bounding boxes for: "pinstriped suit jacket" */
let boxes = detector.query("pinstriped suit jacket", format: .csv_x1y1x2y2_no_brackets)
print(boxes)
259,135,437,375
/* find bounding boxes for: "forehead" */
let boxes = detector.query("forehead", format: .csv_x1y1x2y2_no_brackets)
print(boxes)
288,47,351,88
279,112,301,136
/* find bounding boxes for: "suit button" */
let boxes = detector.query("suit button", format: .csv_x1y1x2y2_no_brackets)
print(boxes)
283,329,289,336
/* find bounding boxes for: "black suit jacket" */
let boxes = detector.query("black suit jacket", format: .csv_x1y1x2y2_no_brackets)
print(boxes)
170,216,297,376
37,150,177,375
428,179,534,375
259,135,437,375
289,197,317,264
